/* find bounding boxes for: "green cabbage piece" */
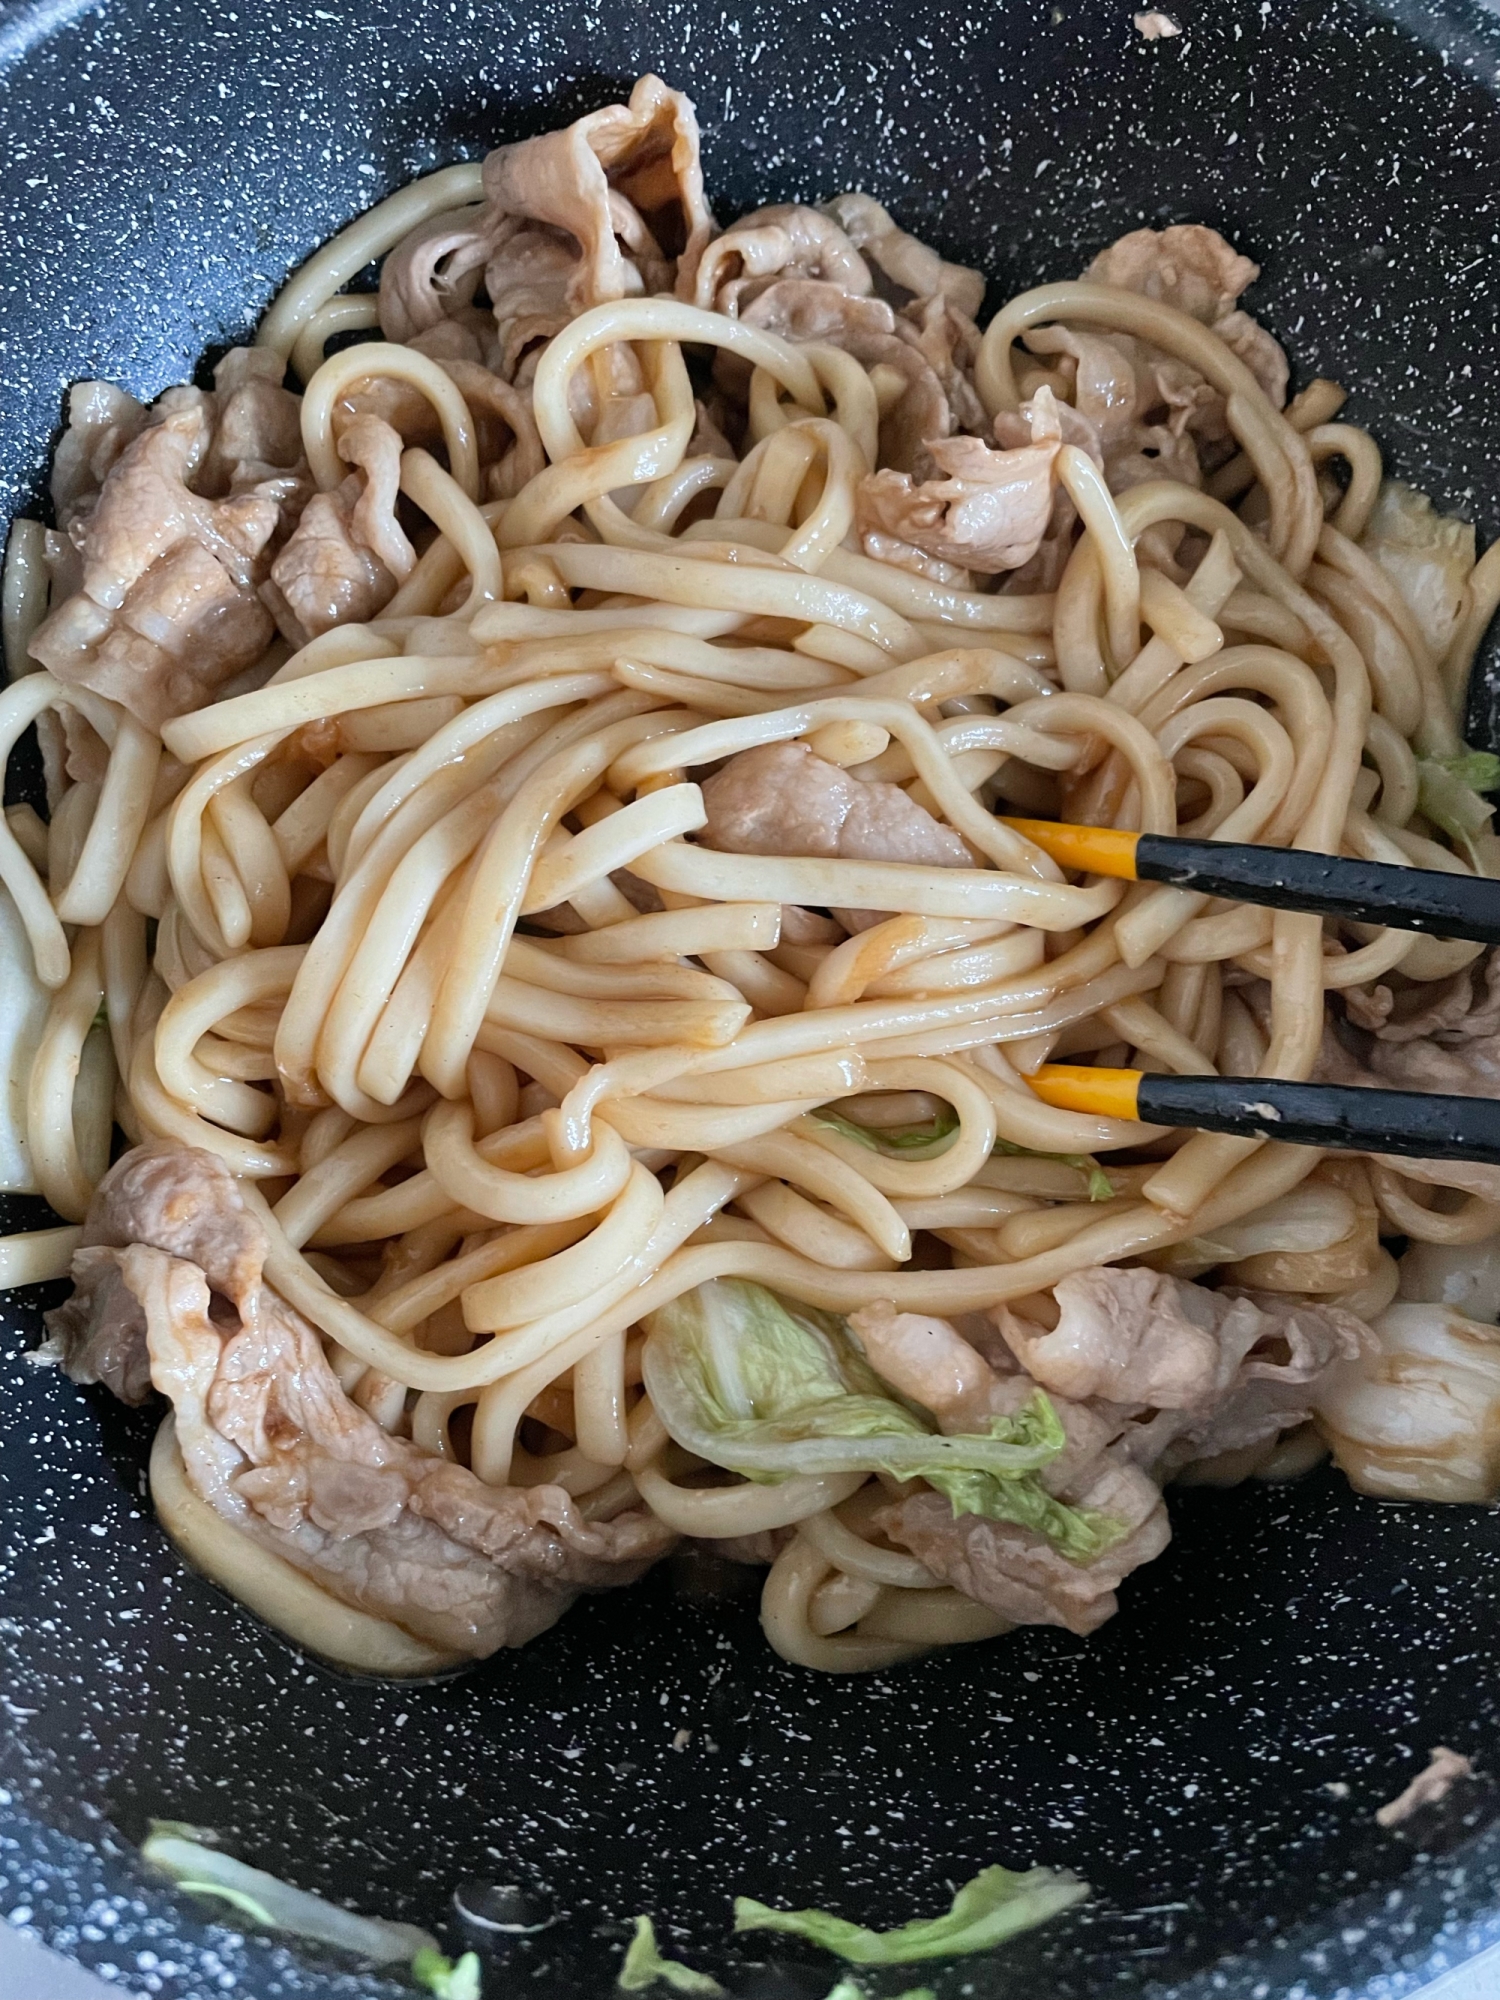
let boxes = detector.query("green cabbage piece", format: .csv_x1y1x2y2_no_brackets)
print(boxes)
618,1915,724,1993
733,1863,1089,1964
413,1948,484,2000
1417,751,1500,868
641,1280,1117,1558
813,1106,959,1158
1361,479,1475,669
926,1462,1121,1562
992,1137,1115,1202
815,1108,1114,1198
142,1822,439,1968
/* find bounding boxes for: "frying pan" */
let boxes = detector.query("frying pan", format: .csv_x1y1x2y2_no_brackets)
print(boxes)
4,1,1500,1993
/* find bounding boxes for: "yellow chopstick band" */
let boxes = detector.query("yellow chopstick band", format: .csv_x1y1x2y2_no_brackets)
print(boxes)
1027,1064,1142,1120
1001,818,1142,880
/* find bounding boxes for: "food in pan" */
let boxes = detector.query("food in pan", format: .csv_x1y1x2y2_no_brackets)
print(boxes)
5,75,1500,1677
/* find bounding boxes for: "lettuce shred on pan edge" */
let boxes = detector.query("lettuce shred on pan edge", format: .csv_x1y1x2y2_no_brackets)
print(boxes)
618,1914,724,1992
733,1862,1090,1963
141,1823,479,1992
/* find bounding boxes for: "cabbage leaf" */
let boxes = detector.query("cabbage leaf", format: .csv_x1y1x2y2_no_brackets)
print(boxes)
142,1822,442,1969
733,1863,1089,1963
814,1108,1113,1198
413,1948,484,1999
618,1915,723,1993
993,1137,1114,1202
813,1106,959,1157
641,1281,1118,1557
1361,479,1475,662
1417,751,1500,868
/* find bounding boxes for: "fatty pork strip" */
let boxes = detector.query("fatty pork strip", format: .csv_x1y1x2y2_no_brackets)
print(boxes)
41,1144,674,1658
846,1269,1365,1635
698,738,972,932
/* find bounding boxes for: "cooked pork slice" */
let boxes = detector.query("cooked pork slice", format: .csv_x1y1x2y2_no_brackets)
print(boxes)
483,226,587,378
821,192,986,318
482,73,713,320
1139,1288,1371,1473
877,1458,1169,1637
996,1266,1369,1480
40,1245,153,1404
77,1140,268,1314
1084,223,1261,328
849,1301,1120,1495
1346,952,1500,1043
1212,309,1290,407
43,1139,270,1407
848,1302,1000,1432
1081,223,1289,420
1250,981,1500,1197
378,205,492,345
685,203,871,315
1342,951,1500,1095
121,1243,673,1657
1367,1033,1500,1095
700,741,969,871
739,280,952,475
49,381,148,528
1375,1747,1475,1828
262,412,414,643
264,479,398,645
899,293,990,436
27,393,293,726
203,347,306,493
857,393,1065,574
996,1265,1233,1408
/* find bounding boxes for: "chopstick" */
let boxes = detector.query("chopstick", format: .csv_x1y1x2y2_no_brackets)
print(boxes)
1028,1064,1500,1165
1001,817,1500,945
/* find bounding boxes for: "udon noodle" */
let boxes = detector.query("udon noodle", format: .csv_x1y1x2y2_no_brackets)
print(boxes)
6,75,1500,1675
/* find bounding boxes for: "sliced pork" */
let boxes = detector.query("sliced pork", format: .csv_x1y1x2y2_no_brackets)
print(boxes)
29,354,308,725
857,388,1069,574
263,415,414,645
685,203,871,316
700,740,970,872
42,1143,675,1657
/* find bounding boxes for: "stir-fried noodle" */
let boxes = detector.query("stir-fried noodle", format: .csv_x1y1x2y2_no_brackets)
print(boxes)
7,77,1500,1674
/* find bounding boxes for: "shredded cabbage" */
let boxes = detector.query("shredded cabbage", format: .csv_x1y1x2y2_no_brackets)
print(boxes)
413,1948,484,1999
142,1823,441,1969
642,1280,1119,1558
994,1137,1114,1202
618,1915,723,1993
1362,479,1476,660
1417,751,1500,868
733,1863,1089,1963
814,1105,959,1158
814,1108,1113,1198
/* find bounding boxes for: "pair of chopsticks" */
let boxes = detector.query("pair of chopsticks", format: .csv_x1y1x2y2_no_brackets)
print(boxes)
1003,817,1500,947
1003,817,1500,1166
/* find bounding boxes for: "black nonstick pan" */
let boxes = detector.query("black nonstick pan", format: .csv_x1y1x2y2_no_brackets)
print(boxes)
5,2,1500,1995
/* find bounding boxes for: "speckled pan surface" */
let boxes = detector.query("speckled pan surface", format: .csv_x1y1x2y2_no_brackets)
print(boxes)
4,1,1500,1994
